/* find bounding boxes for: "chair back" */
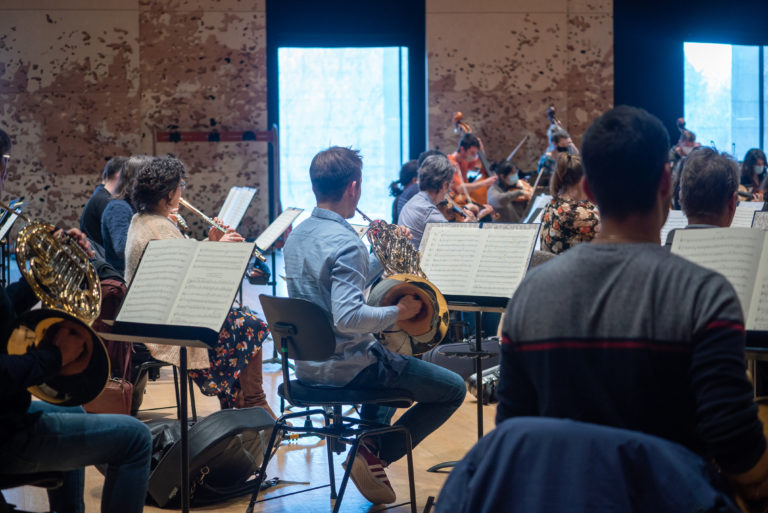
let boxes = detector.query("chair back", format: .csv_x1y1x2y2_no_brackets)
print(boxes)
258,295,336,362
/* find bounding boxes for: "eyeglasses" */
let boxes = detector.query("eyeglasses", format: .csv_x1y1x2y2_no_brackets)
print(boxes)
180,180,186,191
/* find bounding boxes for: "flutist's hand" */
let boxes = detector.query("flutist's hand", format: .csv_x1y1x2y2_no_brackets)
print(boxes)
396,294,423,321
208,217,244,242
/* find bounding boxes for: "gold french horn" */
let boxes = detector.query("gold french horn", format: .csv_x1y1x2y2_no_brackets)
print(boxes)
357,209,449,355
2,201,109,406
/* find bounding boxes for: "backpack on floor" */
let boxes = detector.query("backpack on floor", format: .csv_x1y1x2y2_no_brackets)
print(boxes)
147,406,275,508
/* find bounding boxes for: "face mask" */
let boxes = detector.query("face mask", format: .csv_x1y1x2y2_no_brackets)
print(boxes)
681,145,694,155
506,176,518,186
755,165,765,174
555,146,569,153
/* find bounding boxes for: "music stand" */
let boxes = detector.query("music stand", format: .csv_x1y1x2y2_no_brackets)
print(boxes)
418,222,540,472
217,186,258,230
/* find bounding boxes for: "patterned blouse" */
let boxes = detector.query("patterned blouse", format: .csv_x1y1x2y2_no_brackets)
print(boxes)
540,197,600,254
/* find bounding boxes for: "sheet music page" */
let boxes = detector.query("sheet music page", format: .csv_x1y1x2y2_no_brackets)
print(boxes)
217,186,258,229
116,239,198,324
0,212,19,240
168,241,256,331
671,228,764,319
659,210,688,246
420,223,539,298
732,204,764,228
752,211,768,230
524,194,552,223
255,207,303,251
746,234,768,330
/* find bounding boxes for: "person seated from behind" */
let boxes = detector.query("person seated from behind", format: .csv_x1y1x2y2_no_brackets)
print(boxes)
487,160,532,223
101,155,153,276
740,148,766,202
0,128,152,513
80,156,125,249
497,106,768,506
283,146,466,506
539,153,599,254
664,147,738,246
389,159,418,224
398,154,455,249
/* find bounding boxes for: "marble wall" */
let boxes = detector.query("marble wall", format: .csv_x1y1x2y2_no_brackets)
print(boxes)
427,0,613,171
0,0,612,235
0,0,268,238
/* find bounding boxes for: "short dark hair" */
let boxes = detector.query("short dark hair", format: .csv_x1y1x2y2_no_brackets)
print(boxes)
680,147,738,220
417,149,444,168
102,156,127,182
550,128,570,146
0,129,11,155
132,156,187,213
457,133,479,152
114,155,153,201
581,106,670,218
492,160,516,178
418,155,454,193
309,146,362,202
550,153,584,197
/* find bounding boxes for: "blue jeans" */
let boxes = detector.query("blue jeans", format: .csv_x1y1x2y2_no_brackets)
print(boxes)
3,402,152,513
348,356,466,465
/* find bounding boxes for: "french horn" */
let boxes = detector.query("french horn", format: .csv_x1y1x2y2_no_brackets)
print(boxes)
2,201,109,406
357,209,449,355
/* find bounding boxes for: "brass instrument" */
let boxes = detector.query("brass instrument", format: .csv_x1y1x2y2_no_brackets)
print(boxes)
1,200,109,406
357,208,449,355
179,197,266,262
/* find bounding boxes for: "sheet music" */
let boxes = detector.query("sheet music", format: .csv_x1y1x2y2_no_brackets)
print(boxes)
116,239,197,324
752,211,768,230
659,210,688,246
420,223,539,298
169,241,255,331
748,235,768,330
731,204,764,228
671,228,765,320
217,186,258,229
255,207,303,251
0,212,19,241
524,194,552,223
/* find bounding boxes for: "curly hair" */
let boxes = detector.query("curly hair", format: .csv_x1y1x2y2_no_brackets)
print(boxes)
132,156,187,213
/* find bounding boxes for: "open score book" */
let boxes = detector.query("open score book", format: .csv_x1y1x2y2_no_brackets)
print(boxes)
670,227,768,331
104,239,257,347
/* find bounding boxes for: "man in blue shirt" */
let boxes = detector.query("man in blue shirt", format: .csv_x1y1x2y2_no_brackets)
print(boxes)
284,146,466,505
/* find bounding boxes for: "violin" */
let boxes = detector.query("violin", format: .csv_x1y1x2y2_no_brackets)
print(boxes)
437,198,466,222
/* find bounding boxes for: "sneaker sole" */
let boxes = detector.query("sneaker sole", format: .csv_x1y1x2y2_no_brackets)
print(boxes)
343,452,396,504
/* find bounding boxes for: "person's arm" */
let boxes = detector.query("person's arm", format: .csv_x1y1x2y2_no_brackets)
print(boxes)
0,348,61,393
102,202,133,258
330,243,400,334
496,296,539,424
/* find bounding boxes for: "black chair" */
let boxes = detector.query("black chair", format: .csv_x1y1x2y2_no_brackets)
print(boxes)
0,472,64,513
246,295,417,513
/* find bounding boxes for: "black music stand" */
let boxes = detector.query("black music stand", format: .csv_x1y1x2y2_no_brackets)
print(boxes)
426,302,505,473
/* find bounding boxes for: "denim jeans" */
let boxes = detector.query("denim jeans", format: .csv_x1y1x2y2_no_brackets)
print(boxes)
4,401,152,513
348,356,466,465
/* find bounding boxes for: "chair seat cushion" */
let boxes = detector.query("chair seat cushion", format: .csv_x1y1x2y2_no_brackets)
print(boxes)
279,380,413,408
0,472,65,490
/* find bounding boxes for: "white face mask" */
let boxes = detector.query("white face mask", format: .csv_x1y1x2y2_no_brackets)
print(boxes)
681,145,694,156
755,165,765,175
506,176,517,186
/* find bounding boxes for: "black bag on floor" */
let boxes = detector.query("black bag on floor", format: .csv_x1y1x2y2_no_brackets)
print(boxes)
422,338,501,380
147,407,275,508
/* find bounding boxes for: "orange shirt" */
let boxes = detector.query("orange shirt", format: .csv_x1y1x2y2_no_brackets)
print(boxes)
448,152,490,205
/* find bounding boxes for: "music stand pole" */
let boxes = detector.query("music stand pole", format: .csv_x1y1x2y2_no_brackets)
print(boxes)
179,346,190,513
264,249,281,365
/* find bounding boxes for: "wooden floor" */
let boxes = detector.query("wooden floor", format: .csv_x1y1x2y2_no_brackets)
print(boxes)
4,273,498,513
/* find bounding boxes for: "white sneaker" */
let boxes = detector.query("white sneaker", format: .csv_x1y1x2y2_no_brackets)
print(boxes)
342,442,396,504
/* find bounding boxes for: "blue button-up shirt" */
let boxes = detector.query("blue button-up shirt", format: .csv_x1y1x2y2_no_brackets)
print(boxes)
283,207,401,386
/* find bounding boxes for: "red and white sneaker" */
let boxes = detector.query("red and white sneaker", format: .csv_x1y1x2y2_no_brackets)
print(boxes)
342,442,396,504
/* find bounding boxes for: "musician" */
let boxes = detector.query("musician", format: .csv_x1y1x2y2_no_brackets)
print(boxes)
740,148,766,202
389,159,418,224
101,155,152,276
447,133,497,208
539,154,600,254
668,118,700,170
487,160,532,223
0,128,152,513
283,146,465,505
497,106,768,504
124,156,275,417
536,128,573,183
80,156,126,248
398,155,453,249
664,147,738,246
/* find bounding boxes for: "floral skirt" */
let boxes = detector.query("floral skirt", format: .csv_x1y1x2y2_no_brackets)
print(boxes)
188,307,269,406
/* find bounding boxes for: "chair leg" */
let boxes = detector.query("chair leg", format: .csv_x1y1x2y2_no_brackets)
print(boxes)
404,430,417,513
333,438,361,513
172,366,181,419
188,376,197,422
245,421,284,513
325,436,337,500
